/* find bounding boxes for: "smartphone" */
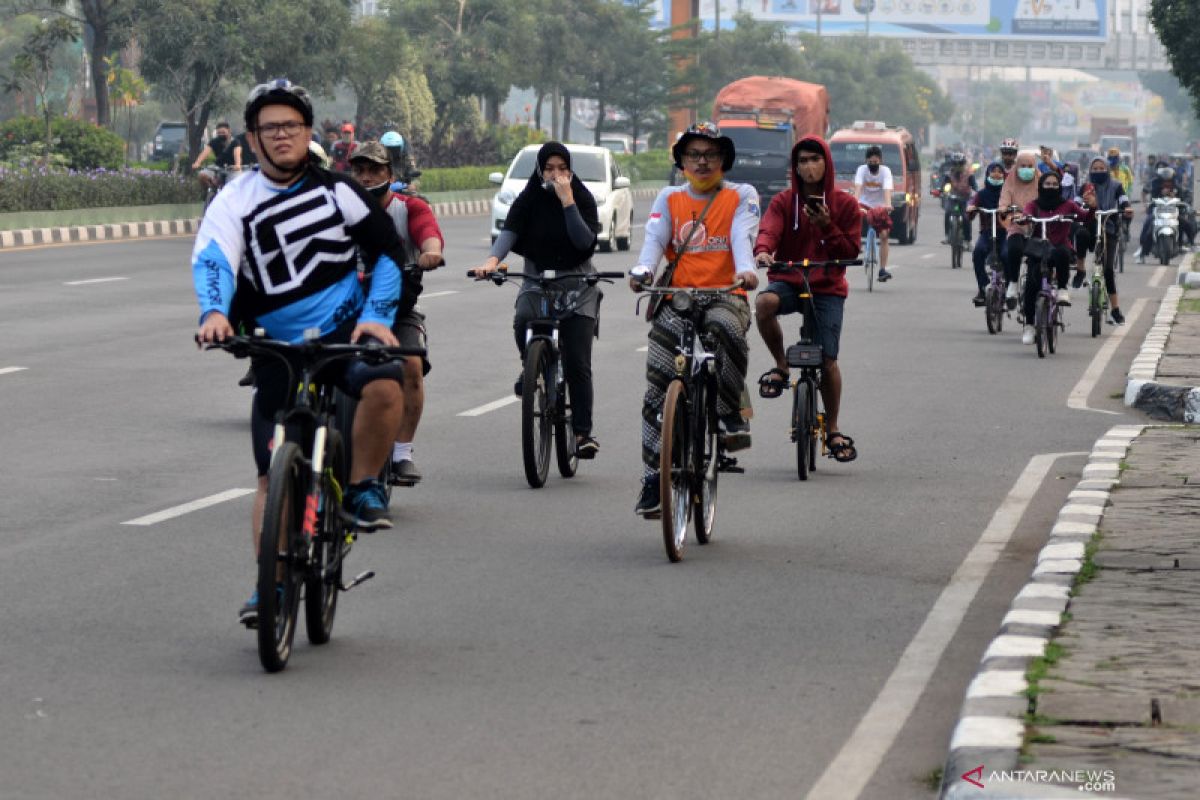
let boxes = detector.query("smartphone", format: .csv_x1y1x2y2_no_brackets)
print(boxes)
805,194,825,212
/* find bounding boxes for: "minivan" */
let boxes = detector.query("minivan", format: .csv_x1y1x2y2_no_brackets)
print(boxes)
829,121,922,244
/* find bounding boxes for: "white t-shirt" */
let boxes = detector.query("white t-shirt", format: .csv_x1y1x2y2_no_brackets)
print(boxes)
854,164,894,208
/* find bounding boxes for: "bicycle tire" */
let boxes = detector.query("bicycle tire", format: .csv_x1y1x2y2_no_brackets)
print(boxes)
865,229,876,292
692,376,718,545
258,441,305,673
553,374,578,479
792,379,810,481
521,340,552,488
305,428,345,645
950,219,963,269
809,393,820,472
1090,282,1102,338
1034,295,1048,359
1048,304,1058,354
985,283,1002,335
660,380,690,563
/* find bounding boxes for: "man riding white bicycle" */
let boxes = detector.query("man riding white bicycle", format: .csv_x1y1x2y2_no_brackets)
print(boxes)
853,144,894,283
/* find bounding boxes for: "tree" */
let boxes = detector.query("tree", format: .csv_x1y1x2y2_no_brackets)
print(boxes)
240,0,351,94
2,17,77,160
1150,0,1200,119
106,57,146,161
1140,70,1200,140
342,16,413,133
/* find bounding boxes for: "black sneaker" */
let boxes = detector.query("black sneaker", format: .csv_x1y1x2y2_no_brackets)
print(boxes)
513,372,523,397
1110,308,1125,326
972,290,986,307
389,458,422,486
1071,270,1086,289
238,366,255,387
877,268,893,282
720,414,752,452
576,436,599,459
634,474,661,518
344,478,392,531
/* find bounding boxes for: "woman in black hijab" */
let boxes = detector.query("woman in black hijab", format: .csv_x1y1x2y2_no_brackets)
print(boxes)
475,142,604,458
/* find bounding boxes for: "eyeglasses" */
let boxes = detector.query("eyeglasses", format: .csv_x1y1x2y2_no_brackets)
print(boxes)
257,121,306,138
683,150,721,163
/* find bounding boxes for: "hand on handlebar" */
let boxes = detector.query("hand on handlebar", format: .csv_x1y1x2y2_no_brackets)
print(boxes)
197,311,234,346
739,271,759,291
351,321,399,347
470,258,504,278
417,251,445,270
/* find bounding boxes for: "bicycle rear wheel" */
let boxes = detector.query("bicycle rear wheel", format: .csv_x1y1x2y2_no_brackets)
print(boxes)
865,229,876,292
985,283,1003,335
1048,304,1059,354
660,380,690,562
521,340,552,488
691,377,718,544
1089,281,1102,338
305,429,345,646
1034,295,1048,358
791,379,811,481
553,376,578,479
258,441,306,673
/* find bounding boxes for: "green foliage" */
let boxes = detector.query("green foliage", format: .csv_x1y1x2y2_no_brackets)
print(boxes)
0,166,204,212
417,164,506,192
370,72,437,144
616,149,671,182
241,0,350,93
492,123,545,162
1151,0,1200,119
0,115,125,169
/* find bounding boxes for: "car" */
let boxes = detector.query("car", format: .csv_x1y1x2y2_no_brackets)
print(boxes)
489,144,634,252
598,133,633,155
150,121,188,161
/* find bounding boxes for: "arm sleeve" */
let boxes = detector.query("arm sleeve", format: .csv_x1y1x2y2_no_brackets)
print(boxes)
884,168,894,193
731,184,761,275
633,188,673,279
754,194,785,256
819,196,862,260
403,197,444,251
563,204,596,250
490,229,518,260
336,180,403,326
853,165,864,188
191,192,244,323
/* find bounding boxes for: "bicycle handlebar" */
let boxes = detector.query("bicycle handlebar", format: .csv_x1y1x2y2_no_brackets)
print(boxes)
635,279,745,295
767,258,863,271
466,265,623,284
199,333,426,367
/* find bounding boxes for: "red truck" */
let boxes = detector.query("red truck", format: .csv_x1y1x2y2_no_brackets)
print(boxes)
1090,117,1137,166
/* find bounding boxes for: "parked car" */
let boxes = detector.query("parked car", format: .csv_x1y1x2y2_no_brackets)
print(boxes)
150,121,188,162
489,144,634,252
598,133,633,155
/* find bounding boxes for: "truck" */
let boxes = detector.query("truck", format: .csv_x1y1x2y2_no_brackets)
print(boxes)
1090,116,1137,166
710,76,830,205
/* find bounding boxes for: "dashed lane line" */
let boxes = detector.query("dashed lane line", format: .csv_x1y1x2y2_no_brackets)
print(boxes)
122,488,256,526
457,396,520,417
1067,297,1147,414
421,290,459,299
0,366,28,376
63,276,130,286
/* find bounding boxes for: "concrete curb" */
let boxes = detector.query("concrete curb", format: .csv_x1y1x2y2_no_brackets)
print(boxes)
1125,251,1200,422
940,424,1145,799
0,187,663,252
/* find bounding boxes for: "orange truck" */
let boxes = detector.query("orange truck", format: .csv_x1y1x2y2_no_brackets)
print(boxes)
711,76,830,205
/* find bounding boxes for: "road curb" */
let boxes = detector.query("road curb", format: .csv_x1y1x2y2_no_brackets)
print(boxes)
1125,252,1199,422
0,188,662,251
939,424,1145,799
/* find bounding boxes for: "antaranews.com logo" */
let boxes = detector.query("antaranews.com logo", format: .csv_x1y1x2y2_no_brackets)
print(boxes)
960,765,1117,793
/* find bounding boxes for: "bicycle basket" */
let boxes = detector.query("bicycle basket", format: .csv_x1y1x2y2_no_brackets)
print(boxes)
786,343,823,368
1023,238,1051,261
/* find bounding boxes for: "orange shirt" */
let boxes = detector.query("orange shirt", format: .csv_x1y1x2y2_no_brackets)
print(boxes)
665,187,741,290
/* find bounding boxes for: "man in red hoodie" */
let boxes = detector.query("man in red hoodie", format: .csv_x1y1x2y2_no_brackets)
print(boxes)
753,136,861,463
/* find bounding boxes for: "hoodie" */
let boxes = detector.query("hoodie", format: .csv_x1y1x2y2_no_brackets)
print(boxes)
753,136,860,296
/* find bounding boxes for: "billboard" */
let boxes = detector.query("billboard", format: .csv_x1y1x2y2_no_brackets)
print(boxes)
651,0,1108,42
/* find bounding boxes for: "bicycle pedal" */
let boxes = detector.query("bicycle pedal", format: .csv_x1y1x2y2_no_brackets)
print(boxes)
387,477,419,487
340,570,376,592
717,456,744,474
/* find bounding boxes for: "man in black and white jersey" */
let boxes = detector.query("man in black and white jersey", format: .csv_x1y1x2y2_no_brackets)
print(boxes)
193,79,410,627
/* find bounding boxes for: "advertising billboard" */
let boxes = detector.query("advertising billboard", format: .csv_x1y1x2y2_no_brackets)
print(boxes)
651,0,1108,43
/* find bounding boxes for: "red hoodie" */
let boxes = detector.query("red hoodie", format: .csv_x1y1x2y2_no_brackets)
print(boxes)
753,136,861,296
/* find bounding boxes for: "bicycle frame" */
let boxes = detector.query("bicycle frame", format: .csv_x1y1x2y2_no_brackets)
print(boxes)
1024,214,1074,356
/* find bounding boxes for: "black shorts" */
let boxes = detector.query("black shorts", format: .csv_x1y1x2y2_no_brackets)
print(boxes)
762,282,845,360
249,321,406,476
393,307,430,376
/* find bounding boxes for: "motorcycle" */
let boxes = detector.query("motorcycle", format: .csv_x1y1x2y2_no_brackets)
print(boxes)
1151,196,1187,265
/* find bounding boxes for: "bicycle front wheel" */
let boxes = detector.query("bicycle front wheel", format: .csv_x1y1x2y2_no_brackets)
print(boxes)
521,340,553,488
791,379,811,481
865,230,876,292
1034,295,1048,359
1048,304,1059,354
985,282,1003,335
660,380,690,562
305,429,345,646
1090,281,1103,338
951,222,963,269
258,441,306,673
553,377,578,479
692,376,718,545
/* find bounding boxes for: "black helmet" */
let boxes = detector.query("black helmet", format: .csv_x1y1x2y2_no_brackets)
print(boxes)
244,78,313,131
672,121,735,172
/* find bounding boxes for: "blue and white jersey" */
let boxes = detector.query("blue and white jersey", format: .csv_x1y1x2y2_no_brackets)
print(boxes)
192,167,404,343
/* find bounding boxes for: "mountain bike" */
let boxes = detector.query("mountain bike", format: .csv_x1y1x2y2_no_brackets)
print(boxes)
635,280,744,562
206,331,425,673
976,207,1010,335
1023,214,1075,358
1089,208,1121,337
947,195,967,270
860,208,879,292
468,266,623,488
768,259,862,480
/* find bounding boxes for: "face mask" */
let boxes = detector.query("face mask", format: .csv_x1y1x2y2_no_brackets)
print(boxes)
986,176,1004,187
1039,187,1061,206
867,163,879,174
686,171,724,193
1017,167,1036,182
1090,171,1109,185
1108,156,1120,168
365,181,389,198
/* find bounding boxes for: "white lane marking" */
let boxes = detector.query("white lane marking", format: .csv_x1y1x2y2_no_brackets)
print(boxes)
458,395,520,417
804,451,1086,800
421,290,459,299
921,253,935,260
1066,297,1147,414
63,277,129,286
122,488,255,526
0,367,28,376
1149,265,1171,287
636,346,648,352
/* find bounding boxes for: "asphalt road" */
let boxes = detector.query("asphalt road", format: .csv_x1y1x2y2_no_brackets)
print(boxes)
0,199,1171,799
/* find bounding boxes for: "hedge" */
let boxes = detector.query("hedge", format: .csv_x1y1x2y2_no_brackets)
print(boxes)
0,116,126,170
416,164,506,193
615,150,672,182
0,166,204,212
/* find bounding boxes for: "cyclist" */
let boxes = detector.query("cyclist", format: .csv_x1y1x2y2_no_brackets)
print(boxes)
966,161,1008,307
349,141,445,484
380,130,421,192
330,122,356,171
941,152,976,245
1015,171,1092,345
999,150,1041,310
753,135,860,463
852,144,894,283
193,79,411,626
629,122,759,516
1074,156,1133,325
191,120,238,191
474,141,604,459
998,138,1019,172
1108,147,1134,194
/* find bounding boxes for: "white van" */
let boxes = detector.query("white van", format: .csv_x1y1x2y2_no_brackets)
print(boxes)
488,144,634,251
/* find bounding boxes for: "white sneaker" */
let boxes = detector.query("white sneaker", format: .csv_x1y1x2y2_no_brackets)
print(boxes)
1133,247,1142,258
1056,288,1071,306
1005,282,1018,301
1022,327,1035,345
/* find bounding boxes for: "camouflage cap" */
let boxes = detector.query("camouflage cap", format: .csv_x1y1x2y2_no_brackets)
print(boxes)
349,141,389,165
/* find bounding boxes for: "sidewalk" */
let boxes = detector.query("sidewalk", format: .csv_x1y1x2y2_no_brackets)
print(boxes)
942,271,1200,797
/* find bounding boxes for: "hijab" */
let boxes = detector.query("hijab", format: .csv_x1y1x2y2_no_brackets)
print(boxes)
1001,151,1039,211
975,162,1005,209
503,142,600,269
1035,171,1064,211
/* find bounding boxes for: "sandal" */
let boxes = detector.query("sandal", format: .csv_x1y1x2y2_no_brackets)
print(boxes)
757,367,788,399
825,432,857,463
